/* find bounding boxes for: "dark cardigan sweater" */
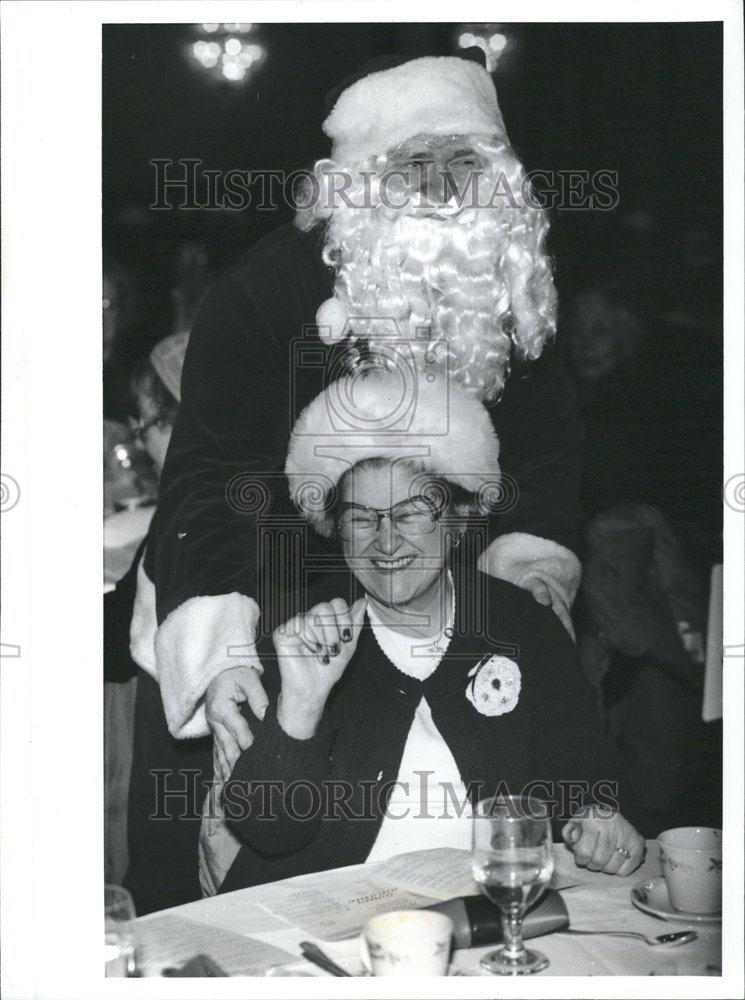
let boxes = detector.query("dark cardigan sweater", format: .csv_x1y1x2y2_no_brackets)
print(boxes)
146,224,584,625
218,562,649,894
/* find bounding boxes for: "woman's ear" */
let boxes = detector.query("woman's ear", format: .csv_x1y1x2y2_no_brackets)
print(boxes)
447,507,471,550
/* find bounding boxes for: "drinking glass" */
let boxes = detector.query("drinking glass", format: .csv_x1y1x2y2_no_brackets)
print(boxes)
105,884,136,977
471,795,554,975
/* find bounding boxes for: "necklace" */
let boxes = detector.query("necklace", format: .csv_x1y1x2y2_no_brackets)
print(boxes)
367,572,456,670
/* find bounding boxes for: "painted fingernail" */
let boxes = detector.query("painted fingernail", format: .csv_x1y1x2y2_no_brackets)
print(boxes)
314,642,323,651
330,643,339,656
342,629,351,641
322,654,330,664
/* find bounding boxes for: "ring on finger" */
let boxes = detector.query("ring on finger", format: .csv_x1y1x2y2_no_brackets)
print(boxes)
614,846,631,860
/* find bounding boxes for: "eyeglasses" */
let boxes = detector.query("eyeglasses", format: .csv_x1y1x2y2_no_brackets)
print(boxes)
335,495,446,541
127,414,169,444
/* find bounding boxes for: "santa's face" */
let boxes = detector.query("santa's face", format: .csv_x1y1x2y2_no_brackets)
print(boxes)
384,133,485,214
300,131,556,401
323,133,519,399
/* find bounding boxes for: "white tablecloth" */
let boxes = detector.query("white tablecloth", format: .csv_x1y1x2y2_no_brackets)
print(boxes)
133,841,721,977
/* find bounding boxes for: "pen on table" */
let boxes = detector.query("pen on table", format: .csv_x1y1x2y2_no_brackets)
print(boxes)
299,941,352,977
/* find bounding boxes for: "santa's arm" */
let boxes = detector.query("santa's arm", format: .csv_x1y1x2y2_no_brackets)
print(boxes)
479,334,584,632
145,265,296,739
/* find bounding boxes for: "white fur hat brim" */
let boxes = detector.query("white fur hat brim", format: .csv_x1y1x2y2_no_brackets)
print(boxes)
323,56,507,165
284,368,500,536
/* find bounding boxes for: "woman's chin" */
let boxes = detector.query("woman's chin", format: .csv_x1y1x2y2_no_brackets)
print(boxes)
363,572,429,609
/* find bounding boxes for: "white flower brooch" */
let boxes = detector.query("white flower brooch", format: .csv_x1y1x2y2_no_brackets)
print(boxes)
466,655,522,717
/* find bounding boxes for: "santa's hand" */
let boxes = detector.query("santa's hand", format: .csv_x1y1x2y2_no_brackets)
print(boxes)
274,597,367,738
524,575,576,640
205,665,268,777
562,808,645,876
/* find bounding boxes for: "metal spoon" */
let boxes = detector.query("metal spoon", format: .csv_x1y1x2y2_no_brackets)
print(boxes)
560,929,698,947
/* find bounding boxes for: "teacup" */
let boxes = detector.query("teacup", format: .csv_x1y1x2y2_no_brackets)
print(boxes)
359,910,453,976
658,826,722,914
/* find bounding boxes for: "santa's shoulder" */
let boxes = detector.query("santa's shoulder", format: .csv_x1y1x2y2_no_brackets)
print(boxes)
226,223,331,291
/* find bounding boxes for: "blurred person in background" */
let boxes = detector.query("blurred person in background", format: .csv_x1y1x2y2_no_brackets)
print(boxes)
171,241,214,337
575,504,721,833
104,241,213,573
103,257,157,527
565,283,649,522
103,256,143,422
567,208,721,581
104,330,189,886
565,213,722,836
106,243,217,904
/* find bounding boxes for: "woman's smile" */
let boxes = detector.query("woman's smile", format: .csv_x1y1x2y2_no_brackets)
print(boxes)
370,554,417,571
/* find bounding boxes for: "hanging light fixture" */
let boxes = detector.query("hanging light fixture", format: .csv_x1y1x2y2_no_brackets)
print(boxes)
189,23,265,83
456,24,510,72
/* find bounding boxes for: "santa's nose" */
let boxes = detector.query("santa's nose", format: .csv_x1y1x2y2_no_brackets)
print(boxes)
417,163,448,205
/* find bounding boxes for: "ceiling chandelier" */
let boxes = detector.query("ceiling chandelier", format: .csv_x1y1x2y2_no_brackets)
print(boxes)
456,25,509,72
189,23,265,83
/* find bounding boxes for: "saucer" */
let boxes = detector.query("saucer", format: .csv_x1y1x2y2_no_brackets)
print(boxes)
265,959,464,977
631,878,721,924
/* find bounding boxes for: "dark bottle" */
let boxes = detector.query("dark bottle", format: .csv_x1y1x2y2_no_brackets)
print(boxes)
425,889,569,949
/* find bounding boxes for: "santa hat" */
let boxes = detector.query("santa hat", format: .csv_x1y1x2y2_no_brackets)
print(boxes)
284,368,500,536
149,329,190,402
323,54,508,167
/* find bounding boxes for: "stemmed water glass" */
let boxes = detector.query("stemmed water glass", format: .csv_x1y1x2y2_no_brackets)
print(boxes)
471,795,554,975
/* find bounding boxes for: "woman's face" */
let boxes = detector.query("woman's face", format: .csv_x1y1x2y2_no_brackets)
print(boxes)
339,461,450,608
134,394,173,474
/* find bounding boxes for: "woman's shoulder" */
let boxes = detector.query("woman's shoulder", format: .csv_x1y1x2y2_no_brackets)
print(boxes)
456,566,573,655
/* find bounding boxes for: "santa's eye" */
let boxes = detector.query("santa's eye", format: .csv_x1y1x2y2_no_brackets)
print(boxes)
450,156,479,169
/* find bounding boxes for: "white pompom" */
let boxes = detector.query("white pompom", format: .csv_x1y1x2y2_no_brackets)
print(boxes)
316,296,349,345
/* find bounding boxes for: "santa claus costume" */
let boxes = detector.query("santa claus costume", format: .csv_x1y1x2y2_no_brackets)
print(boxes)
125,52,584,913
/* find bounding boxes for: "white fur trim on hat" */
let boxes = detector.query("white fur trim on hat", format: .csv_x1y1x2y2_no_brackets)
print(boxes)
285,368,500,536
153,592,262,739
324,56,507,165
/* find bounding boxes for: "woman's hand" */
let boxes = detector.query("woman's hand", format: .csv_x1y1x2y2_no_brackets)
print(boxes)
562,807,646,876
273,597,367,739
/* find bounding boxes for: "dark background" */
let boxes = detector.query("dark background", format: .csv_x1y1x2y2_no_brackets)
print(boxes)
103,21,723,572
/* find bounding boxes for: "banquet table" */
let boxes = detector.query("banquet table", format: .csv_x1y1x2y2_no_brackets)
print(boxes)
133,841,721,978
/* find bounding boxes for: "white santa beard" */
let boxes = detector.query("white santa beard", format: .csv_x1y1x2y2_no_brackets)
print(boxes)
328,208,514,400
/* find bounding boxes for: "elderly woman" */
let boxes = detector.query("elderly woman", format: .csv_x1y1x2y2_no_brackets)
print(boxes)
213,371,647,895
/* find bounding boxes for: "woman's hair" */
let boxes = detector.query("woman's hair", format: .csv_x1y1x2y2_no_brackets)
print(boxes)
128,361,179,426
295,135,556,402
328,456,476,537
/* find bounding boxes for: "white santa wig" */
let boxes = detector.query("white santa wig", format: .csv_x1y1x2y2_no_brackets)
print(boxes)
295,56,557,403
284,367,501,537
